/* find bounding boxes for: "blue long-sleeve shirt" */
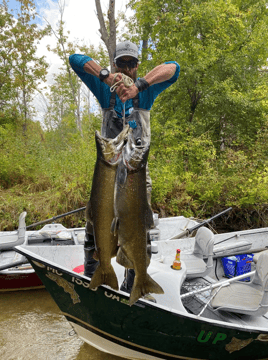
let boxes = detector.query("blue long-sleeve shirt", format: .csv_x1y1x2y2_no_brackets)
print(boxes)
69,54,180,118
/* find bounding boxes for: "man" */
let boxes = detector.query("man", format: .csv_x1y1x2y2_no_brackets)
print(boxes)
69,41,180,292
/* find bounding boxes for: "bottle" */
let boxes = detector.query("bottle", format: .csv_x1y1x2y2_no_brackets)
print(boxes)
172,249,181,270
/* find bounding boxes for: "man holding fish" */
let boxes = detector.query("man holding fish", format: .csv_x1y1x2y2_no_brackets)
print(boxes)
69,41,180,303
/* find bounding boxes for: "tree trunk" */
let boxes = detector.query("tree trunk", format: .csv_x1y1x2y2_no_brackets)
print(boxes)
142,39,148,62
95,0,117,72
220,115,226,151
56,1,83,136
187,87,202,123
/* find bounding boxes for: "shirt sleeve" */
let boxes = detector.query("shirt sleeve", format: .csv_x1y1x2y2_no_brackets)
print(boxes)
139,61,180,110
69,54,111,108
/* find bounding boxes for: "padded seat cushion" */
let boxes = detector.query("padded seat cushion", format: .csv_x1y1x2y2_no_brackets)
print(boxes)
211,282,263,310
181,253,207,274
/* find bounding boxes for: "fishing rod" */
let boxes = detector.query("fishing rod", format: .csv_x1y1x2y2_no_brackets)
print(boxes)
26,206,86,229
170,207,232,240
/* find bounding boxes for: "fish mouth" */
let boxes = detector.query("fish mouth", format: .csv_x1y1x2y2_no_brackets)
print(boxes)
95,126,130,164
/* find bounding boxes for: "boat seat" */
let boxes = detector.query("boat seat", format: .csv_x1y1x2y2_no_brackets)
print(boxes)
213,240,252,256
211,250,268,316
180,227,214,278
253,250,268,264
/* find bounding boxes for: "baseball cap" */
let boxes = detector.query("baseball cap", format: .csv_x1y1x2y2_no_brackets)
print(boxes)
114,41,139,61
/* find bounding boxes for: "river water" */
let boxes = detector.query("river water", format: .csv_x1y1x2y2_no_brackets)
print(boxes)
0,289,122,360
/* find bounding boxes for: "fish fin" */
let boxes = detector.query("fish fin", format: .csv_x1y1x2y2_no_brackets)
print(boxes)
116,247,134,268
89,264,118,291
85,200,93,225
116,160,128,187
145,206,154,229
93,250,99,261
129,274,164,307
146,253,150,267
111,217,119,236
111,244,119,258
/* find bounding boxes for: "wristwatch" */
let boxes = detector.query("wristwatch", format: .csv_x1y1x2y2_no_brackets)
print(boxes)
99,68,110,82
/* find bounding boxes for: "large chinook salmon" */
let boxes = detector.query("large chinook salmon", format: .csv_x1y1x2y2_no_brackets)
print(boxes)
112,133,164,306
87,126,129,291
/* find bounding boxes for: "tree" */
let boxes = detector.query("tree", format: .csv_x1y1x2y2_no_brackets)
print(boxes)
46,1,109,135
45,35,108,133
0,0,50,131
7,0,49,132
95,0,117,72
45,0,84,135
0,2,17,126
131,0,268,149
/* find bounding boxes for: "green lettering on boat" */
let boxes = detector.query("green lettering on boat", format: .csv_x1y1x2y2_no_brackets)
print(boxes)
197,331,213,343
212,333,227,344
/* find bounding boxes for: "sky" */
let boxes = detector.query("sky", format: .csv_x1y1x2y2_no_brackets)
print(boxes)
8,0,131,74
5,0,132,121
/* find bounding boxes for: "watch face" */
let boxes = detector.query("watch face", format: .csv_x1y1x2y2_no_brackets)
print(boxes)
99,68,109,81
101,69,109,76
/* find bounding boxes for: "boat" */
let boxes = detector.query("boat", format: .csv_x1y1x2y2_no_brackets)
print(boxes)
0,212,198,292
0,212,86,291
14,220,268,360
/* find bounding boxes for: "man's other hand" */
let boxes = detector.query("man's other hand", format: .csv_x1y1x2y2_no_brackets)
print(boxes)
116,83,139,103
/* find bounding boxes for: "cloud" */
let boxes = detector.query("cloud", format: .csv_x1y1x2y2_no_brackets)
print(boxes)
36,0,131,66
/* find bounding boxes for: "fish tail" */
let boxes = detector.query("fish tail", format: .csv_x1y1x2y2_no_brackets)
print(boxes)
89,264,119,291
129,274,164,306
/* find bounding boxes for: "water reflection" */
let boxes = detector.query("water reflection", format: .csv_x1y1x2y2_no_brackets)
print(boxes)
0,289,121,360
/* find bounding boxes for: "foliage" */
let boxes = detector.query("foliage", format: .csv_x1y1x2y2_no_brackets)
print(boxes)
45,39,108,132
0,112,102,230
131,0,268,148
1,0,268,231
0,0,50,131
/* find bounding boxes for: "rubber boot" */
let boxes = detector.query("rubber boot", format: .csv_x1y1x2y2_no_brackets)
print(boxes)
120,269,135,293
84,232,99,277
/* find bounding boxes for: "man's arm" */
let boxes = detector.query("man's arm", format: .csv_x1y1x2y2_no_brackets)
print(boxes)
81,58,178,103
83,60,119,88
119,63,177,103
144,63,176,86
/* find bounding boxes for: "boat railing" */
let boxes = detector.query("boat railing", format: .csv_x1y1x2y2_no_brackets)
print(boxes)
180,270,256,300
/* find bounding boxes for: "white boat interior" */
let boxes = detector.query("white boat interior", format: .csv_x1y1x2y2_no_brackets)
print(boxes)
0,215,197,272
0,214,198,247
16,222,268,334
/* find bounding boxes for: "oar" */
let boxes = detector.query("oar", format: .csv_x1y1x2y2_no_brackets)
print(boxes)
170,207,232,240
26,206,86,229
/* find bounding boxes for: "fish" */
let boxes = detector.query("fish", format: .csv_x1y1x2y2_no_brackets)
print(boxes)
112,133,164,306
87,126,129,291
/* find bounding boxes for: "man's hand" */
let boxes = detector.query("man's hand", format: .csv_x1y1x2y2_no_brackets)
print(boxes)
116,83,139,103
105,73,139,103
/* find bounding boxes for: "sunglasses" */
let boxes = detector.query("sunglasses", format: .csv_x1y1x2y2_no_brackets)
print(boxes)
115,58,138,69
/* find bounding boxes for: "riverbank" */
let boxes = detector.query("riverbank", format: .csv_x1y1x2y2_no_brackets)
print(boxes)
1,181,267,233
